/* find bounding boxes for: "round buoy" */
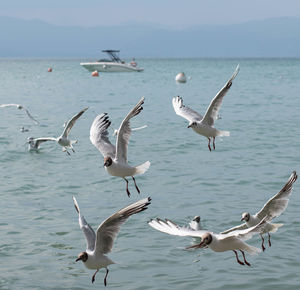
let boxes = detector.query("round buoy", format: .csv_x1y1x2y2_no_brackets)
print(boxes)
92,70,99,77
175,72,187,83
48,67,52,72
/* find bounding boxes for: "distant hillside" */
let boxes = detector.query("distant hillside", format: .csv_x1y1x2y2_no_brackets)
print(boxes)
0,16,300,58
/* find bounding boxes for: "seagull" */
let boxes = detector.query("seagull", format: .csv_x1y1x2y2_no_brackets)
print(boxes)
221,171,297,251
27,107,88,154
172,65,239,151
113,125,148,137
189,216,202,231
90,97,150,197
148,217,266,266
73,196,151,286
0,103,40,125
20,126,29,133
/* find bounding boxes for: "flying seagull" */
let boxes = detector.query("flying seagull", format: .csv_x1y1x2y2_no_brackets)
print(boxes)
221,171,297,251
27,107,88,154
172,65,239,151
0,103,40,124
148,217,267,266
90,97,150,197
73,196,151,286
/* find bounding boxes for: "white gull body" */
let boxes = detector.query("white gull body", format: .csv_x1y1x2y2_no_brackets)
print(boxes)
90,97,150,197
73,196,151,285
221,171,297,251
172,65,239,151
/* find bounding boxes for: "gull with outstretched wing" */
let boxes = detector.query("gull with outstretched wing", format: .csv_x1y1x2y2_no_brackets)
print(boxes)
172,65,239,151
0,103,40,125
149,216,266,266
90,97,150,197
221,171,297,251
73,196,151,286
26,107,88,154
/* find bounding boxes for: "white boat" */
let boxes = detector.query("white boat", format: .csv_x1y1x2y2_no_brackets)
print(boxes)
80,50,144,72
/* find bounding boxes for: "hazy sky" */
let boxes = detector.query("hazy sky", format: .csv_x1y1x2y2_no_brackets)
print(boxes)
1,0,300,28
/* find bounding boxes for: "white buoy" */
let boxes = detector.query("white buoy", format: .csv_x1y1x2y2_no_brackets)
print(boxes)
91,70,99,77
175,72,187,83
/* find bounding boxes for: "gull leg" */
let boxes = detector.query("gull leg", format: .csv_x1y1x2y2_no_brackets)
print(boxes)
268,233,271,247
132,176,140,194
63,147,70,155
233,250,244,265
70,145,75,153
260,234,266,252
104,268,109,287
123,177,131,197
213,137,216,150
207,138,212,151
240,250,251,266
92,269,99,283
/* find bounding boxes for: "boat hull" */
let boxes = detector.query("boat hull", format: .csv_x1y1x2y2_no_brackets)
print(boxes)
80,62,144,72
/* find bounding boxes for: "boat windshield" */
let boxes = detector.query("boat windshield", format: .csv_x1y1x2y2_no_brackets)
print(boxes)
102,50,121,63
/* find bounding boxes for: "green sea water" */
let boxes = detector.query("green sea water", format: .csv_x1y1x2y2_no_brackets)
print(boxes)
0,58,300,289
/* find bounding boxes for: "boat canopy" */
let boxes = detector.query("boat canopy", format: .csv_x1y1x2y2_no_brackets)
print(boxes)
101,50,121,63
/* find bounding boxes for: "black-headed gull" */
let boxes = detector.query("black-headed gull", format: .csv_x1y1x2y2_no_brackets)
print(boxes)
0,103,40,125
221,171,297,251
189,216,202,231
27,107,88,154
148,217,267,266
172,65,239,151
90,97,150,197
73,196,151,286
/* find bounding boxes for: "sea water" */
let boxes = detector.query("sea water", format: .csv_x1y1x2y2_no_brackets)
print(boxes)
0,58,300,289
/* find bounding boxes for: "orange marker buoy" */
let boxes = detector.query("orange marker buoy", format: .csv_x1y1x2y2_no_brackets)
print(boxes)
91,70,99,77
48,67,52,72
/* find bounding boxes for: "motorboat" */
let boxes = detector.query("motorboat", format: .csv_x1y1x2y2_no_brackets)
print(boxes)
80,50,144,72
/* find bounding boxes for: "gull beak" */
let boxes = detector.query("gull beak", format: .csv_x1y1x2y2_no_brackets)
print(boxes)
187,125,191,128
75,257,82,262
241,217,245,221
197,241,206,248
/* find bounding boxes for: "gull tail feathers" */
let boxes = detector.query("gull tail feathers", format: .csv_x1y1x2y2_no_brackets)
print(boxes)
134,161,151,175
217,130,230,137
245,244,261,255
268,223,284,233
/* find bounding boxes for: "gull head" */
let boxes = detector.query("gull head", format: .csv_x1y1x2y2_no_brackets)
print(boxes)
193,216,201,223
187,122,197,129
76,251,88,263
27,137,34,144
104,156,113,167
241,212,250,222
198,233,212,248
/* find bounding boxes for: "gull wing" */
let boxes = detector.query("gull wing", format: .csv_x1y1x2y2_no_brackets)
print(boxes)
172,96,203,123
34,137,57,147
148,218,206,238
73,196,96,252
202,65,239,126
220,223,248,235
94,197,151,255
256,171,297,220
62,107,88,138
0,103,20,108
23,107,40,125
90,113,116,158
115,97,144,163
218,216,269,242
